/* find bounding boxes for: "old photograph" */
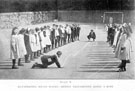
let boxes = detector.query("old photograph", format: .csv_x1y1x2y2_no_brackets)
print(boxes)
0,0,135,80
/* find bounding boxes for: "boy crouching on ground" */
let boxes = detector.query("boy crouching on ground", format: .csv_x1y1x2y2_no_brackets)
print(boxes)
31,51,62,68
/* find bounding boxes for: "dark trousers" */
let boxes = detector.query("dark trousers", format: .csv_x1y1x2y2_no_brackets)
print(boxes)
42,58,60,68
110,35,114,46
61,37,64,46
67,34,70,43
77,34,80,40
32,58,61,68
57,36,61,47
51,39,55,49
71,34,74,42
87,35,95,41
55,38,57,48
119,60,126,69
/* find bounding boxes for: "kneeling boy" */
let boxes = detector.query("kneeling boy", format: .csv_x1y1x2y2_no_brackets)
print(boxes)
32,51,62,68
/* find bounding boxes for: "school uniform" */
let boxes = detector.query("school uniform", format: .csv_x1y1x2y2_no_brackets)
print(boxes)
39,31,46,49
64,28,67,44
117,37,133,71
109,28,115,46
115,33,127,58
113,28,120,46
74,26,77,40
50,28,55,49
44,29,52,47
17,34,27,58
29,33,37,59
35,32,41,51
115,28,123,48
55,28,60,47
10,35,20,59
35,32,41,57
119,37,133,61
24,33,32,62
71,26,75,42
58,28,62,46
61,27,65,45
29,34,37,52
66,26,71,43
76,26,80,40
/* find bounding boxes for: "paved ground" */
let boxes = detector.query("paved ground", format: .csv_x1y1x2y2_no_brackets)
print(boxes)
0,23,134,79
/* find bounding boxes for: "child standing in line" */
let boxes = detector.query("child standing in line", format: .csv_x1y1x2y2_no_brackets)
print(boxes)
43,26,47,53
35,27,41,57
39,27,46,55
45,26,52,52
10,27,20,69
24,28,32,63
17,28,27,66
29,29,37,61
51,24,56,49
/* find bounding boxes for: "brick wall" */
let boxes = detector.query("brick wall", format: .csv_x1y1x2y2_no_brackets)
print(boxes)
0,11,56,29
0,10,134,29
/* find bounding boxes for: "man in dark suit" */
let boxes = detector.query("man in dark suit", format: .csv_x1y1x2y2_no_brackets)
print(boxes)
87,29,96,41
31,51,62,68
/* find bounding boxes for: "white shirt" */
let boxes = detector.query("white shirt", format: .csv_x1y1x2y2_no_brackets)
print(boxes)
66,26,71,34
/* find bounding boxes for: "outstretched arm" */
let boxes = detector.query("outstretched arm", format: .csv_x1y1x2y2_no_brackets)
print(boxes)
54,56,61,68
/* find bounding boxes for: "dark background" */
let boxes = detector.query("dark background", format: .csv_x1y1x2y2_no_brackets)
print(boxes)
0,0,134,12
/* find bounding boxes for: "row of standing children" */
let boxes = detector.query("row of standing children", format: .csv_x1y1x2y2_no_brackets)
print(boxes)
10,23,81,69
106,23,133,72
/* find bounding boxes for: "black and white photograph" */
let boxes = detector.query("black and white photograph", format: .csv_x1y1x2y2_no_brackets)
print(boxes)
0,0,135,90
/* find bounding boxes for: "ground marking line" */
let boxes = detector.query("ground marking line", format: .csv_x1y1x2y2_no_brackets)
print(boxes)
61,41,89,67
78,40,119,78
60,54,72,67
72,42,90,57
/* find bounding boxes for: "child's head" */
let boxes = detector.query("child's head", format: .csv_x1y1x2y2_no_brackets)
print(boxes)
47,26,50,29
11,27,18,35
91,29,93,32
35,27,39,32
56,51,62,58
19,28,25,34
40,27,43,31
31,29,35,34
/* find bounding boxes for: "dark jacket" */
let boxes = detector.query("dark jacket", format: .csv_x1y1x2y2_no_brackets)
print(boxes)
24,34,32,54
88,31,96,39
51,29,55,39
41,55,61,68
